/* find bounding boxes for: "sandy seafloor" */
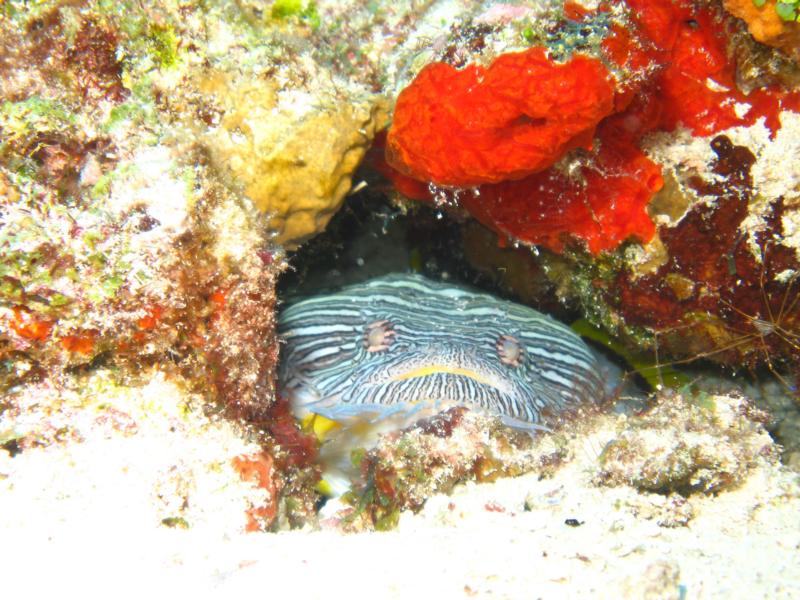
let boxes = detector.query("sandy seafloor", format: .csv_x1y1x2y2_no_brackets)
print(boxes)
1,371,798,599
1,443,798,599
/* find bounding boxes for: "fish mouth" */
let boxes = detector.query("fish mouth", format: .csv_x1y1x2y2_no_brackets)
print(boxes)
388,364,503,390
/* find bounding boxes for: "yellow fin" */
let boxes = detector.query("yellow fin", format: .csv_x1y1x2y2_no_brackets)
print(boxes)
302,413,341,442
315,478,335,497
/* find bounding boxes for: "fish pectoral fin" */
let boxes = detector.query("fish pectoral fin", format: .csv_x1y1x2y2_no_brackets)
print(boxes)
498,414,552,435
302,413,341,441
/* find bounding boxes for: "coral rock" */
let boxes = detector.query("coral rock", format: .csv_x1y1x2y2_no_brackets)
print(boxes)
347,408,567,528
381,0,800,256
205,73,388,249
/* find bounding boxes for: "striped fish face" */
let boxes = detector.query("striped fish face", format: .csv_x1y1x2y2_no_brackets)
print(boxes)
278,274,604,431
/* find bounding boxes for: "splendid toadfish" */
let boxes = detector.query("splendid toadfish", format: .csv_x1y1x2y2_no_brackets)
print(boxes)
278,274,605,493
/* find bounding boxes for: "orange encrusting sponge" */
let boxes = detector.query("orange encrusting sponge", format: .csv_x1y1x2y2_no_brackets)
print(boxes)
386,47,615,187
379,0,800,256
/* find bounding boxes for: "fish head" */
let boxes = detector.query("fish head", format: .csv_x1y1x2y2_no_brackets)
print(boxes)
278,274,604,431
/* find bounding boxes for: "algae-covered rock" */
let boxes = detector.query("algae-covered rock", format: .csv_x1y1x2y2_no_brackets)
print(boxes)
324,388,787,531
340,407,569,530
595,393,777,495
0,0,388,416
0,2,288,407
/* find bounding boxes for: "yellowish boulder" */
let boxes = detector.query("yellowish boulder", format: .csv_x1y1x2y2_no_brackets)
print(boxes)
204,71,388,249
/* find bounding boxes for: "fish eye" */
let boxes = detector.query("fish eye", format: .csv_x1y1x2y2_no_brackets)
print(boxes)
364,319,396,353
496,334,523,367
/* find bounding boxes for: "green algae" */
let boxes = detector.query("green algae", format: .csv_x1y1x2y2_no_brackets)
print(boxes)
161,516,190,528
271,0,321,29
0,97,77,149
572,318,689,390
147,23,181,69
773,1,800,22
103,99,152,134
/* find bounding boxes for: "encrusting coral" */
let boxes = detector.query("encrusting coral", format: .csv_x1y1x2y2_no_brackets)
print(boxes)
202,70,388,250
